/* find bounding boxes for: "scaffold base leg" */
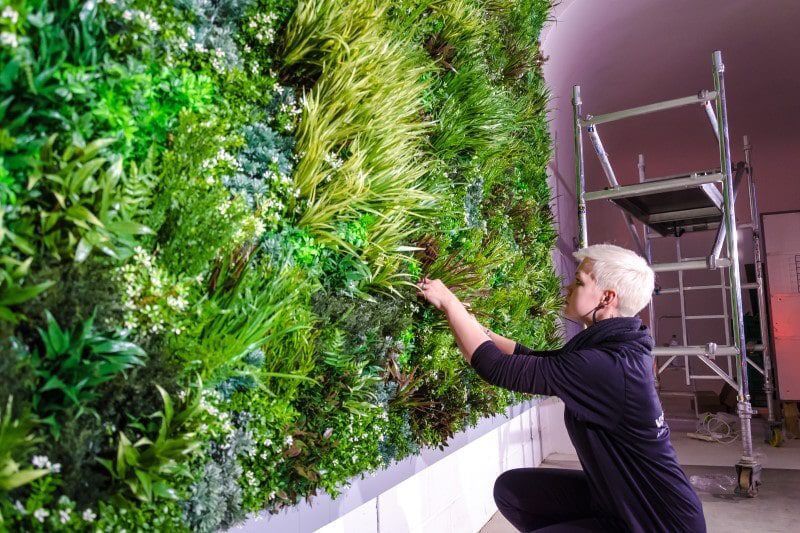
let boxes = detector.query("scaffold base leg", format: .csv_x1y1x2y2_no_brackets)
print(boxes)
734,461,762,498
766,421,784,448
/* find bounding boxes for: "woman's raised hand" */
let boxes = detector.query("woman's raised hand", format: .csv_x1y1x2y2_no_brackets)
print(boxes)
416,277,458,311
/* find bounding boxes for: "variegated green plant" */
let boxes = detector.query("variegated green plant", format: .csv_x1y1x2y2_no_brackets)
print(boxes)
23,134,153,264
98,384,203,503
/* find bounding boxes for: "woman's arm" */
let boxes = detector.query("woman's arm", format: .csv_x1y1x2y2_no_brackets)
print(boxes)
416,278,558,360
484,327,560,357
442,298,492,364
485,329,517,355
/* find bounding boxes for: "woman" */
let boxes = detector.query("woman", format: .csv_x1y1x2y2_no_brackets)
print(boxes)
416,243,706,533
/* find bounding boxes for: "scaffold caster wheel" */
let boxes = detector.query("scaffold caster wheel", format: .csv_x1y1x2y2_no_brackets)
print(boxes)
768,425,783,448
735,465,760,498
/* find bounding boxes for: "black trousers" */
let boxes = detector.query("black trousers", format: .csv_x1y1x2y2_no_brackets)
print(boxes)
493,468,617,532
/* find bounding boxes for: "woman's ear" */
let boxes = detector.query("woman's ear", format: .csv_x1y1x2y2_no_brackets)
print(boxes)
603,289,617,306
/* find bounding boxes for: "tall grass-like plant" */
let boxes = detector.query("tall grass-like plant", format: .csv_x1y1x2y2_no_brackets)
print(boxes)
175,260,319,394
282,0,437,295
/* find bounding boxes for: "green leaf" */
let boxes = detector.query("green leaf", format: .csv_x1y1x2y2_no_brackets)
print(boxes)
40,375,67,393
65,205,104,227
134,470,153,502
0,468,49,491
0,280,54,306
0,60,20,89
74,237,93,263
104,220,154,236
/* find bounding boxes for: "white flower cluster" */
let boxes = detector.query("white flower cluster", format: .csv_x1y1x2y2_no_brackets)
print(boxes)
210,47,228,73
279,99,303,118
120,7,160,32
2,6,19,23
31,455,61,472
200,388,234,436
232,214,267,246
0,31,17,48
119,246,191,337
323,152,345,170
0,8,19,49
201,146,241,184
247,12,278,43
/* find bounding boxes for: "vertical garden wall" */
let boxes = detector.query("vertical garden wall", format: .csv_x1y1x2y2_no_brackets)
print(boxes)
0,0,561,530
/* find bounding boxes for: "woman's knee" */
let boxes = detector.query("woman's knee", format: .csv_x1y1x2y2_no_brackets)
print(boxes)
493,469,533,510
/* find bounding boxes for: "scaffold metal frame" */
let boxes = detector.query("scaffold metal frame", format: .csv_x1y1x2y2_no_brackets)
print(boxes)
572,51,777,497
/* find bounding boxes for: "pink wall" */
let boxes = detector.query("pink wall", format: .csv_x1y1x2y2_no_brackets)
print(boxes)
541,1,800,390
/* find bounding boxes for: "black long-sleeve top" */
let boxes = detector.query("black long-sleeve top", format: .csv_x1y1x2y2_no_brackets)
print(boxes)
471,317,706,533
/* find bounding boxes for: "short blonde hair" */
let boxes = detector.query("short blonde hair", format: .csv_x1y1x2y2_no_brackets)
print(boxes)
573,244,654,317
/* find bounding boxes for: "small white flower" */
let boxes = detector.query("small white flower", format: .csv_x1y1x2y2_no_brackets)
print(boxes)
284,435,293,447
51,462,62,473
59,509,71,524
82,508,97,522
31,455,50,469
34,509,49,523
264,438,273,447
187,26,195,39
14,500,25,514
122,9,133,20
0,32,18,48
2,7,19,24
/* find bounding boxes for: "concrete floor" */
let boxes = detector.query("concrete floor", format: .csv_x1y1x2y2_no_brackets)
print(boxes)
481,418,800,533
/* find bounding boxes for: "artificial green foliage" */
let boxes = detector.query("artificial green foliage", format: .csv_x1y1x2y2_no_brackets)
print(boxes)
0,0,561,528
22,134,153,263
282,0,436,296
98,384,202,504
0,397,48,494
31,311,147,436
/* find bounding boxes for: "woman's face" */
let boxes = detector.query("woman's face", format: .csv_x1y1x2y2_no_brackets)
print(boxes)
564,259,605,324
